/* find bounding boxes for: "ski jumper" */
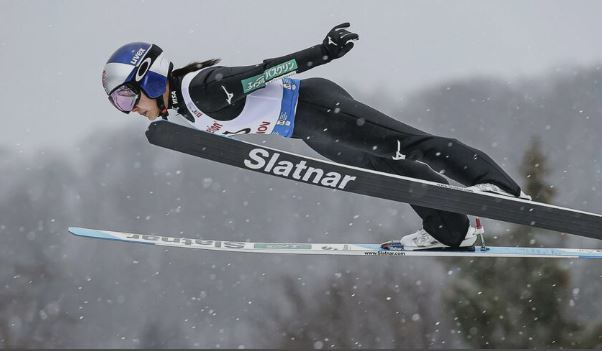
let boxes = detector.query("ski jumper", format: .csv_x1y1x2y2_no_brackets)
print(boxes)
168,45,522,247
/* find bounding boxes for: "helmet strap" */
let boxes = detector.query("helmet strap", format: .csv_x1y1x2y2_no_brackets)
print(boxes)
157,62,174,120
156,96,168,120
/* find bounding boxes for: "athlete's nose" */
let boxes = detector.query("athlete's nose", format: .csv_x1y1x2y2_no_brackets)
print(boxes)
131,105,146,118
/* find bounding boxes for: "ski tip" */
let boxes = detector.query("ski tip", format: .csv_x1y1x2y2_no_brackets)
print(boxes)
68,227,81,235
68,227,116,240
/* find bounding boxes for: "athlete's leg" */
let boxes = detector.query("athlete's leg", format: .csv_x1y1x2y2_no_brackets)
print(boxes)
294,78,522,196
296,130,470,247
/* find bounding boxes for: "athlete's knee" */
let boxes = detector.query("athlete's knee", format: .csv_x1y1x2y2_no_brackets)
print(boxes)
384,158,448,184
413,161,447,182
437,137,464,150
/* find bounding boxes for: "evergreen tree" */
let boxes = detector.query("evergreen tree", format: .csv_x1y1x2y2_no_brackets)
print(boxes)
443,136,601,348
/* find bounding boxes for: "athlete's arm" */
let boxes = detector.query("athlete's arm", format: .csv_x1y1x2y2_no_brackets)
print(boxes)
199,44,331,100
185,23,358,118
262,22,358,72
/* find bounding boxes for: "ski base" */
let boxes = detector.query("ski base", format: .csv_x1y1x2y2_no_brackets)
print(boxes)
68,227,602,259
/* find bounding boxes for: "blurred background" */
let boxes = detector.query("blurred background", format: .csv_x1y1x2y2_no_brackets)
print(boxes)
1,0,601,348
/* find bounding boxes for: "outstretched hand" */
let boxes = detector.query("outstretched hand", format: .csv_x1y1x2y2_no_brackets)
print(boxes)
322,22,359,59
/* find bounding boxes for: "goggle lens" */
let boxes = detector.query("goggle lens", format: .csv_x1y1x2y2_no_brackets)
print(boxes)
108,84,140,113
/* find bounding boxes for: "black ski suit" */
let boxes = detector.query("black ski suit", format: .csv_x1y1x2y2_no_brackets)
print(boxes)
169,44,522,247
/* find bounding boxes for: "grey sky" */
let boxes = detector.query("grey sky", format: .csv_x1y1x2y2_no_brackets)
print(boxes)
2,0,602,154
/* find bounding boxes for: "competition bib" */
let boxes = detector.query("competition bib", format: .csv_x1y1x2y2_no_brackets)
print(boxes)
180,71,299,138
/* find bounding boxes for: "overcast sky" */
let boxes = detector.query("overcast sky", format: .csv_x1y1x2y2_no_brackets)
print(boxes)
2,0,602,154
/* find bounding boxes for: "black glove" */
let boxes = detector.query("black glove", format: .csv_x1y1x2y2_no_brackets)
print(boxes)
322,22,359,59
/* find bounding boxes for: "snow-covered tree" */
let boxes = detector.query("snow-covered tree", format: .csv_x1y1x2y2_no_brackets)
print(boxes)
443,137,601,348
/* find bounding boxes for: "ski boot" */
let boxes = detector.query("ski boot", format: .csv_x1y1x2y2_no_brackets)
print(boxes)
381,218,485,251
467,183,532,201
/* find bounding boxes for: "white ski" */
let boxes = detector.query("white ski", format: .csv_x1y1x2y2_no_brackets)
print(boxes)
68,227,602,259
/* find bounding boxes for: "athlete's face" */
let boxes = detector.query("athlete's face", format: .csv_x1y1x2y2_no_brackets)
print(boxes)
132,91,161,121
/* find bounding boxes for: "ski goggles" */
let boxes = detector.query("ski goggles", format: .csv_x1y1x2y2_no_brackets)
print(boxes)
108,84,140,114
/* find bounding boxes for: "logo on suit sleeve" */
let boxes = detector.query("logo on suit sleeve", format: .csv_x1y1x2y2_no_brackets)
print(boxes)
221,85,234,105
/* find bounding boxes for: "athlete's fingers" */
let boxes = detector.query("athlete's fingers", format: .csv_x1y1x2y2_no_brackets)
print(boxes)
332,22,351,31
323,22,357,59
341,33,359,42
